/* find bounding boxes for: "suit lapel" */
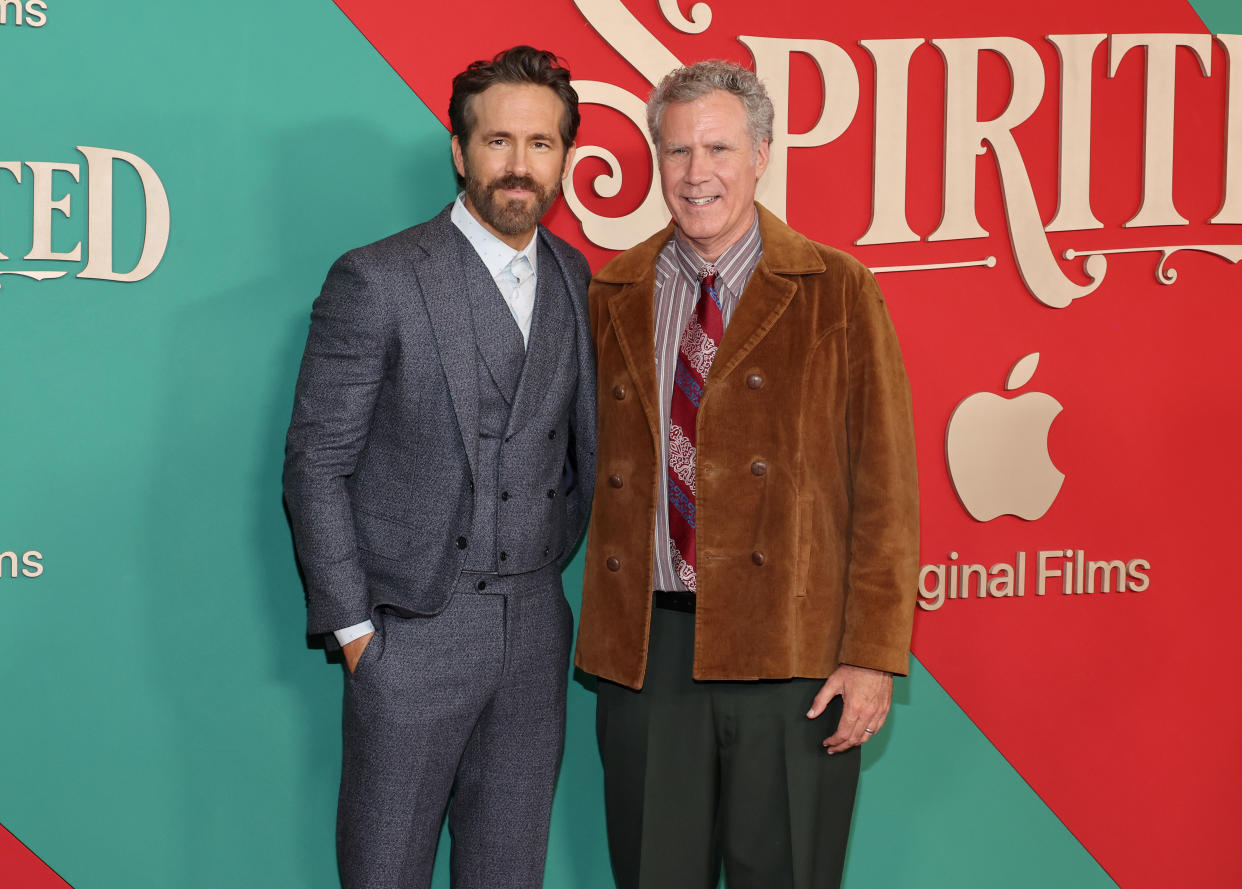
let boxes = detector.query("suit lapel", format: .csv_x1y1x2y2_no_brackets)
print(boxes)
705,202,824,390
606,267,662,447
603,253,792,458
506,236,570,437
414,210,480,482
705,259,798,390
589,204,811,424
460,240,525,405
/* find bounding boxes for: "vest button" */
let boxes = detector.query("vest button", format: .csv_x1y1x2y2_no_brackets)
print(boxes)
606,557,621,572
750,461,767,476
613,384,627,400
746,373,764,390
456,537,468,550
501,491,510,501
751,551,766,566
500,551,508,561
548,429,556,439
608,474,623,488
476,580,487,591
547,489,556,498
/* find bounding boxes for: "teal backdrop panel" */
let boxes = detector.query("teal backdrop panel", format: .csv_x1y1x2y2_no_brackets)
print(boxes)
1191,0,1242,31
843,660,1118,888
4,1,1220,887
0,1,455,886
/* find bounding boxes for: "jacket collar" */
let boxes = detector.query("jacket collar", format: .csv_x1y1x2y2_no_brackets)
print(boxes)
593,202,826,283
599,202,824,448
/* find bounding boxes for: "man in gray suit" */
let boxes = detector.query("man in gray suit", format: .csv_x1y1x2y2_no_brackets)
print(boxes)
283,46,595,889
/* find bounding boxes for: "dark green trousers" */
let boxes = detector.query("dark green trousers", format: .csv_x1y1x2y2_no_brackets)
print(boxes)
596,607,860,889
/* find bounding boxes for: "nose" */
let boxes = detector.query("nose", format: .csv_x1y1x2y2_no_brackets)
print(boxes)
508,145,530,175
684,148,711,184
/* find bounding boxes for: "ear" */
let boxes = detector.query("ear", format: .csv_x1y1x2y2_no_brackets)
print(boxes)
451,135,466,179
560,143,577,181
754,138,771,180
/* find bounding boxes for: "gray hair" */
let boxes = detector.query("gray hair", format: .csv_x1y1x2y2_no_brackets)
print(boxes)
646,60,775,149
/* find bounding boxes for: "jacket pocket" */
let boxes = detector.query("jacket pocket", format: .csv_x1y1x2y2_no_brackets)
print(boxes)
793,492,813,597
355,509,418,561
347,620,384,679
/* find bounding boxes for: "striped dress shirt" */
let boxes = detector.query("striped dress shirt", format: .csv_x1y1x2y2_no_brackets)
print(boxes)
652,214,763,592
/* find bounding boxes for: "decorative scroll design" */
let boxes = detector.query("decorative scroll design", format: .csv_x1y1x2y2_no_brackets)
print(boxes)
564,80,672,250
0,269,67,289
565,0,689,249
870,256,998,275
871,243,1242,285
1062,244,1242,286
573,0,682,85
659,0,712,34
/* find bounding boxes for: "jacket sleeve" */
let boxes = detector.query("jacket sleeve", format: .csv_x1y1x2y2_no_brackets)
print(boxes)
283,250,394,637
836,266,920,675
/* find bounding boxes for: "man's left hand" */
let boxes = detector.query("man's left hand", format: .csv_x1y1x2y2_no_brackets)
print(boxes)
807,664,893,754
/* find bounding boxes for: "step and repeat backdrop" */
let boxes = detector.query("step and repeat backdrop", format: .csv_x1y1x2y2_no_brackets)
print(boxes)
2,1,1239,887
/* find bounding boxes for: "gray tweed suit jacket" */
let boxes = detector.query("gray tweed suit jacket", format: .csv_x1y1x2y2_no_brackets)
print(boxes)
283,204,596,639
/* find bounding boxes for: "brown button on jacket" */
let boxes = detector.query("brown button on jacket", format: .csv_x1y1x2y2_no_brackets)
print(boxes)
574,205,919,689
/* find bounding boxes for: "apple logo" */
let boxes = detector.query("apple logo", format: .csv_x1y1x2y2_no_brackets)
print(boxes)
946,352,1065,521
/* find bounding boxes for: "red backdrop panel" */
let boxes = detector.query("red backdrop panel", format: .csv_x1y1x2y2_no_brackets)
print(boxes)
334,2,1242,887
0,824,74,888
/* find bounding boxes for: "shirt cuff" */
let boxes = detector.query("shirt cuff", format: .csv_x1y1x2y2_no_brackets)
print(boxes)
333,620,375,647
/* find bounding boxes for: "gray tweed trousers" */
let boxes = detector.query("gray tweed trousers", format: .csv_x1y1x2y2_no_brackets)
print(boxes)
336,565,571,889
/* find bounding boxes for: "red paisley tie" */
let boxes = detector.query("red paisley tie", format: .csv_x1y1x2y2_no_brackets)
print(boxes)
668,270,723,593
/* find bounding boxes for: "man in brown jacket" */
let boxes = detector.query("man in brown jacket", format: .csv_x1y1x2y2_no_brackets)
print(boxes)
575,60,919,889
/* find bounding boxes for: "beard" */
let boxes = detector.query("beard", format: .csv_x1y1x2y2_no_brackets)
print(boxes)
462,167,562,236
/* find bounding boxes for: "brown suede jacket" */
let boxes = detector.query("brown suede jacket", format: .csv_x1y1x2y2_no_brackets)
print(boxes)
574,205,919,689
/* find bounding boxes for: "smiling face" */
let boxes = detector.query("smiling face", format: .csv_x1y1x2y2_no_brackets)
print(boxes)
657,90,770,263
451,82,576,249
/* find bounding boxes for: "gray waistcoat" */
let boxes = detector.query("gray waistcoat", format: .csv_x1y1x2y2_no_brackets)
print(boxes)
460,238,578,574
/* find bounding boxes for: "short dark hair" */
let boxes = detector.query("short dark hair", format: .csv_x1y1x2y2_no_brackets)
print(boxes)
448,45,581,150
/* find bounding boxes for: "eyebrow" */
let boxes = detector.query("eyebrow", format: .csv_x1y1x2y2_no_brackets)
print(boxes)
662,140,735,151
479,130,558,142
